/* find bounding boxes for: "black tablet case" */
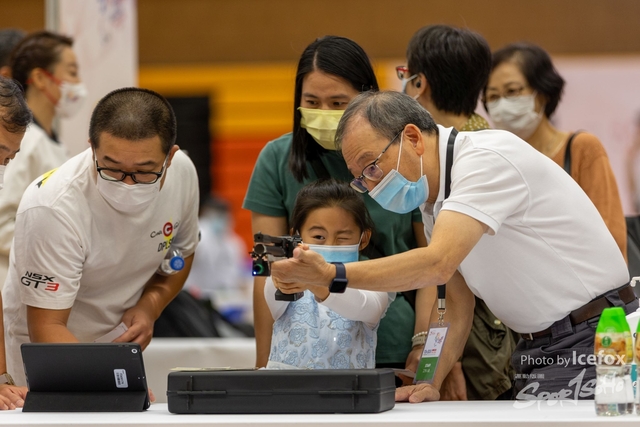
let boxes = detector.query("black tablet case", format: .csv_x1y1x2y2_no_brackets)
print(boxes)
167,368,396,414
21,342,150,412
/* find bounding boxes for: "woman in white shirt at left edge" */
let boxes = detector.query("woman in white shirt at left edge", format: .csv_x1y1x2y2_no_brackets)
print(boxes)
0,30,87,287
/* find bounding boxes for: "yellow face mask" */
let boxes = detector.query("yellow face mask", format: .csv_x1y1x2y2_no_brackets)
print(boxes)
298,107,345,150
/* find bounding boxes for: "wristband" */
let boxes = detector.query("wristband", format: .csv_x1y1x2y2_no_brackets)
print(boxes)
0,372,14,386
411,331,429,348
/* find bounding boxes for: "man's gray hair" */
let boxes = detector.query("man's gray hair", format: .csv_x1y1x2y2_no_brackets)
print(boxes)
335,91,438,150
0,76,31,134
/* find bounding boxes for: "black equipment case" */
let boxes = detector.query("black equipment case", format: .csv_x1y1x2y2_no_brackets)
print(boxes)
167,368,396,414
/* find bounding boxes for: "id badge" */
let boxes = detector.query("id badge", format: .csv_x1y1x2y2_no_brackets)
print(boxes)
414,323,449,384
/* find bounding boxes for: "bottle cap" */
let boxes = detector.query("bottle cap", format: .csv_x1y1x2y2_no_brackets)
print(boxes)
597,307,623,333
610,307,630,332
169,255,185,271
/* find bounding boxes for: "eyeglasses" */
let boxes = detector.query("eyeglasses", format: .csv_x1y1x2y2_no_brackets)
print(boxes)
96,154,169,184
396,66,414,81
350,130,402,193
484,85,530,103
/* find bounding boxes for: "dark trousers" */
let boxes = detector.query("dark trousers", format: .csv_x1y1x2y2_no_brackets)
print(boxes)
512,287,638,400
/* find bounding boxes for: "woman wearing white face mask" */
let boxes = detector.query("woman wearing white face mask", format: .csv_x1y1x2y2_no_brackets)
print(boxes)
484,42,627,262
244,36,428,378
0,31,85,288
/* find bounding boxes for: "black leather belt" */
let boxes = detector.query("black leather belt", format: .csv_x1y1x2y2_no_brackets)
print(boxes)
521,284,636,341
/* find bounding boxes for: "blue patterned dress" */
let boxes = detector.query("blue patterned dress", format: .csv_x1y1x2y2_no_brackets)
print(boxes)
267,290,378,369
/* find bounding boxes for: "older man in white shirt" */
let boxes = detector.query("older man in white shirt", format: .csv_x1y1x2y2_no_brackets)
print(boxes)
272,90,636,402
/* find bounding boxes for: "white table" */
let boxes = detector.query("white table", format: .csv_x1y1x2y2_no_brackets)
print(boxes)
143,338,256,403
0,401,637,426
140,310,640,404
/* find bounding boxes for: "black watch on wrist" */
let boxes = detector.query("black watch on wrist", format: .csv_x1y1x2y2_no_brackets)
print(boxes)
329,262,348,293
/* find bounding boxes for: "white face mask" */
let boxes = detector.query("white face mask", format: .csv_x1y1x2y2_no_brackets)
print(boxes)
401,74,417,94
56,81,88,118
0,165,6,190
487,93,543,140
96,178,161,213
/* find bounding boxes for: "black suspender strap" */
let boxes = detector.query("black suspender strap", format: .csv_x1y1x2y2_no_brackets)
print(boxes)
437,128,458,324
444,129,457,199
563,132,580,175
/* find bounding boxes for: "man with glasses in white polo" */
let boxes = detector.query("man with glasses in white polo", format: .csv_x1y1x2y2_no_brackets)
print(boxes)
272,90,637,402
2,88,200,387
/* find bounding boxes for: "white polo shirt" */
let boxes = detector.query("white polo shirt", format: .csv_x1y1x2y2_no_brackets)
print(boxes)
421,126,629,333
2,148,200,386
0,123,69,289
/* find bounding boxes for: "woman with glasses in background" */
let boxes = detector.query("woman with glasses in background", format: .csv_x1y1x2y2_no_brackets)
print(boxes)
243,36,427,379
484,42,627,261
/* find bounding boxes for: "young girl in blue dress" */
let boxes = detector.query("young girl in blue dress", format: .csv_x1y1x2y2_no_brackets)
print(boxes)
264,179,392,369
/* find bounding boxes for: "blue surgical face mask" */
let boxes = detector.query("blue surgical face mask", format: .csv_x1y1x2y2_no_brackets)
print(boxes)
306,243,359,263
305,233,362,264
368,133,429,214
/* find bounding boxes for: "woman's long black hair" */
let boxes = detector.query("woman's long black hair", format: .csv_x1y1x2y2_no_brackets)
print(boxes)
289,36,379,182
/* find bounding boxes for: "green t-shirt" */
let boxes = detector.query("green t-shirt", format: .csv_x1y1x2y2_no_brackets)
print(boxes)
243,133,421,364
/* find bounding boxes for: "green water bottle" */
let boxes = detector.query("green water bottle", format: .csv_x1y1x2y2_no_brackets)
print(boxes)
595,307,627,416
635,315,640,415
612,308,634,414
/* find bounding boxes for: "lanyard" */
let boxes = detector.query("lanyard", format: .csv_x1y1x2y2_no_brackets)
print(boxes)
436,128,458,326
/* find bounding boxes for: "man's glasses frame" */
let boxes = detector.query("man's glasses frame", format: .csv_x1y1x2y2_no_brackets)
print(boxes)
95,154,169,184
350,130,402,193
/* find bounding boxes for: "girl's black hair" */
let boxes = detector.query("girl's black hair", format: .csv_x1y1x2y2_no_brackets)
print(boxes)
289,36,379,182
291,179,375,237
